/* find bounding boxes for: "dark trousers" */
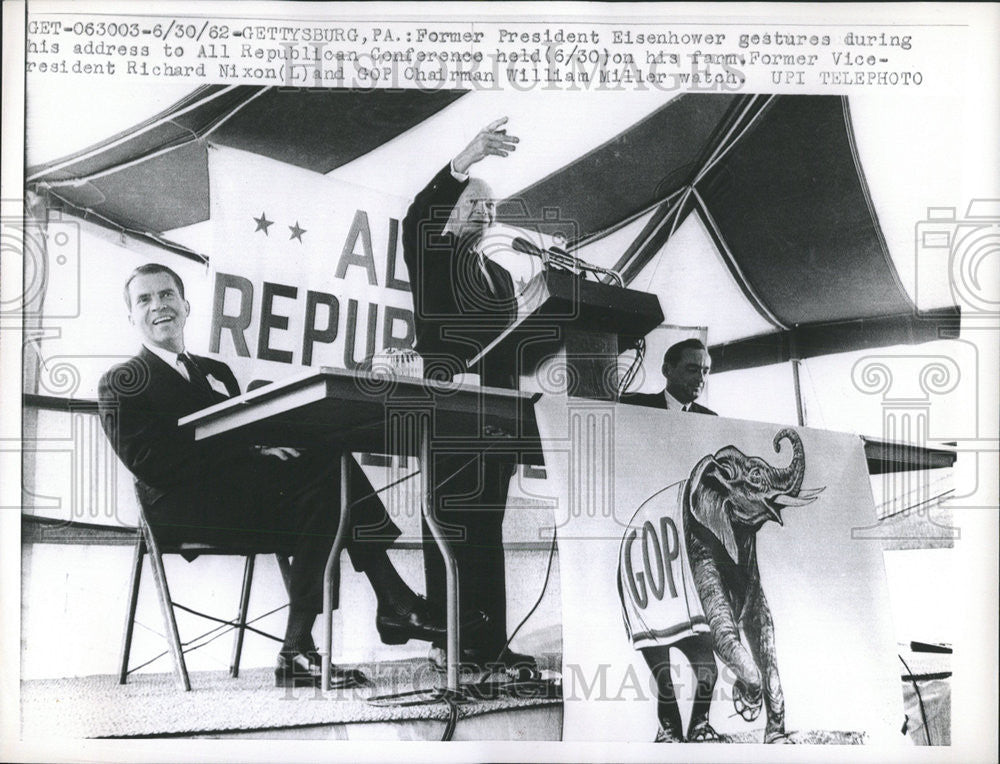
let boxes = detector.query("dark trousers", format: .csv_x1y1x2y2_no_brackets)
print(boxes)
145,449,400,615
421,450,515,652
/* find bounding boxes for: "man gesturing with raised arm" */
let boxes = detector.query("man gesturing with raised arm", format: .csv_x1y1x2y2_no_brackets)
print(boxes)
402,119,537,674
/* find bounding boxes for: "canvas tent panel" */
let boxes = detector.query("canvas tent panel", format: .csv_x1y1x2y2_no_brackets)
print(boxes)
48,141,211,233
629,212,778,345
497,94,741,240
29,87,467,234
708,305,960,372
697,96,915,326
26,85,252,182
209,88,467,174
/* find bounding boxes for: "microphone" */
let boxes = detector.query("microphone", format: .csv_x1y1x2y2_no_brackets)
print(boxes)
512,236,575,269
511,236,625,286
511,236,545,257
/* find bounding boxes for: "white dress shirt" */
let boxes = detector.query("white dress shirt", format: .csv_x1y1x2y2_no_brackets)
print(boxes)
143,342,191,382
663,389,691,412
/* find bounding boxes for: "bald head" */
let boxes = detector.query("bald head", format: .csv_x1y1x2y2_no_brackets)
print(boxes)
444,177,496,240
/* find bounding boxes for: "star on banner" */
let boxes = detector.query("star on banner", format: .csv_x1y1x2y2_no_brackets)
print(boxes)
289,221,307,242
253,212,273,235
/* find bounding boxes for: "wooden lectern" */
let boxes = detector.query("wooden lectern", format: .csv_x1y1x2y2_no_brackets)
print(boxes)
469,269,665,399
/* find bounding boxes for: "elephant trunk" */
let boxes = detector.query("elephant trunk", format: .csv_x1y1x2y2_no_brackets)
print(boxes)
767,428,805,496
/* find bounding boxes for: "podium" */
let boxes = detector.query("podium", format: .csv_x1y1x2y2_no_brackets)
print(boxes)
469,269,664,399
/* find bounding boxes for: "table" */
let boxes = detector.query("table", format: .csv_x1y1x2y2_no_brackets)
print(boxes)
178,367,541,692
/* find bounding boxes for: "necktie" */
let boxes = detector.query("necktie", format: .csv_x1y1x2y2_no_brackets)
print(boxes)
478,251,500,297
177,353,214,395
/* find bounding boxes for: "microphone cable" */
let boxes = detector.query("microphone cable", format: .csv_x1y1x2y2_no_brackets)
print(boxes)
459,526,562,711
364,444,562,736
617,337,646,400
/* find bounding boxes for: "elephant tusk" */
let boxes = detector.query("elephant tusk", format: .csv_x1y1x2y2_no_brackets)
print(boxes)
796,486,826,499
772,493,819,507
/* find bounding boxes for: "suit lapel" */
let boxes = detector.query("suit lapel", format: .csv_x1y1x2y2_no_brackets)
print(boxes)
451,236,514,312
139,347,224,409
485,258,515,302
191,354,239,401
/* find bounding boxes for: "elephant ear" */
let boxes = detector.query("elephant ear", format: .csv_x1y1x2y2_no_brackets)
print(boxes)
687,455,739,564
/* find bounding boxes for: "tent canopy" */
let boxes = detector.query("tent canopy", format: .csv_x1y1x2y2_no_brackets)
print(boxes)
27,85,465,232
496,93,959,369
26,86,959,372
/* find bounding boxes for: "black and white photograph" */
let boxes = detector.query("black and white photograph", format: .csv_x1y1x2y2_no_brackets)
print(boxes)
2,2,997,762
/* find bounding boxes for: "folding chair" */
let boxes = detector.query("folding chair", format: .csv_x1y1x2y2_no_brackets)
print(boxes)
119,501,293,691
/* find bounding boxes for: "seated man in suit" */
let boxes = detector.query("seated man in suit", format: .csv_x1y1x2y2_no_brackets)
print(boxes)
619,336,719,741
99,263,464,689
621,338,716,415
402,118,537,674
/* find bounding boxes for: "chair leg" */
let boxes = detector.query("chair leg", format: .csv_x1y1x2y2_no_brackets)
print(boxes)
229,555,256,678
118,534,145,684
142,525,191,691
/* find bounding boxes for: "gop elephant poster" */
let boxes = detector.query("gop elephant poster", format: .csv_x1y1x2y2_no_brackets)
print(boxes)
532,396,902,745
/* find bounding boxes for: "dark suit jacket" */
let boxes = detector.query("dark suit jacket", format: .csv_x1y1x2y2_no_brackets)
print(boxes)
619,390,718,416
402,164,518,388
98,346,250,508
99,346,401,571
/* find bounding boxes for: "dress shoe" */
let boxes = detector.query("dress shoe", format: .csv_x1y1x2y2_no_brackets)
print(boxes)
376,597,487,645
429,645,539,676
274,651,368,690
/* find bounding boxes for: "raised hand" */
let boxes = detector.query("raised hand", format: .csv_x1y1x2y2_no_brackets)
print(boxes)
453,117,519,174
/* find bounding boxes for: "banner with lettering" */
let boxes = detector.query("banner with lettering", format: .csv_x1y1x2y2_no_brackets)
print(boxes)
206,145,416,386
205,145,548,387
534,396,902,745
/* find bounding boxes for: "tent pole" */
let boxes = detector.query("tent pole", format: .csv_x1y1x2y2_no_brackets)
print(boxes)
791,359,806,426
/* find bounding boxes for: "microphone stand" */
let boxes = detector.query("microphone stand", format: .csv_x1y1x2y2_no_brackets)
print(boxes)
511,236,624,286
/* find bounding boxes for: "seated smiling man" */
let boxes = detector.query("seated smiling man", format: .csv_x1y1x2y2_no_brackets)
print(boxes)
98,263,478,689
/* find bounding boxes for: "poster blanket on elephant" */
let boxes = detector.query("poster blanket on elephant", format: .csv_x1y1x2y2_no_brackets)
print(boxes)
532,395,902,744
